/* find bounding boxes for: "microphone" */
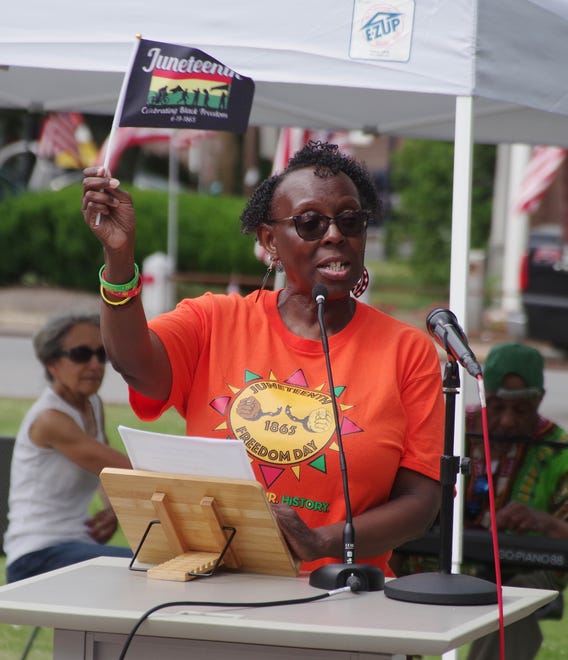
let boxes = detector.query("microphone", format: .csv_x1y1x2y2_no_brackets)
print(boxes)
308,284,384,592
313,284,327,306
426,308,482,378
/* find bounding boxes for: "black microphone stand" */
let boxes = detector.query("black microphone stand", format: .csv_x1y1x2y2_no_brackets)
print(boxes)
384,358,497,605
309,293,384,592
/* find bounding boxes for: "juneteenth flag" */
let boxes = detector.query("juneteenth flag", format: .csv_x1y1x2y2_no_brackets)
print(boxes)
119,38,254,133
95,37,254,224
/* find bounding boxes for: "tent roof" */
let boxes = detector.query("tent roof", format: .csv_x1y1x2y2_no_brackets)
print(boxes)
1,0,568,144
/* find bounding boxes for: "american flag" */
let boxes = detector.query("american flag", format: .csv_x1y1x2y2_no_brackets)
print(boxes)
514,146,567,214
271,127,351,174
36,113,96,168
95,127,212,174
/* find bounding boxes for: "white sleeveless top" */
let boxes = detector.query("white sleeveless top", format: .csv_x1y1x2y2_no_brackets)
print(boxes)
4,386,105,566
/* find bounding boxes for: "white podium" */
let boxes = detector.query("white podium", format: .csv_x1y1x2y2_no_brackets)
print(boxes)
0,557,557,660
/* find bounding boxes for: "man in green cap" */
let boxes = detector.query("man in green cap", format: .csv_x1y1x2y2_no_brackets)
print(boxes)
465,342,568,660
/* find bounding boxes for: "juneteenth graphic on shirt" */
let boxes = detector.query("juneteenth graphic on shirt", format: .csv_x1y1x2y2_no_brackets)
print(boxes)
119,38,254,133
208,368,363,491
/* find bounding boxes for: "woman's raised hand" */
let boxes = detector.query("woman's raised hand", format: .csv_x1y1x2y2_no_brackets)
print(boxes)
82,167,136,252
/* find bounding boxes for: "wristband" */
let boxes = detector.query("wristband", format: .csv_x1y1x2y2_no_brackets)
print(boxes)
103,278,143,299
99,263,140,293
100,284,135,306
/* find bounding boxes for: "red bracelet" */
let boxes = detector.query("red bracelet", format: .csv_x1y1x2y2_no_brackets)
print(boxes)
101,278,143,299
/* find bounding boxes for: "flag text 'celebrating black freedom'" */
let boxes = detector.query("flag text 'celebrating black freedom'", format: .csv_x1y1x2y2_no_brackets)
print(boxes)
119,38,254,133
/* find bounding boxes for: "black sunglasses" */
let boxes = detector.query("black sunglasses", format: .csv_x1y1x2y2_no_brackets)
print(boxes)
57,345,107,364
268,209,371,241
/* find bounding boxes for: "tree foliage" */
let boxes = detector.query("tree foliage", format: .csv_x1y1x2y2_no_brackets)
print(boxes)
0,185,263,290
388,139,496,286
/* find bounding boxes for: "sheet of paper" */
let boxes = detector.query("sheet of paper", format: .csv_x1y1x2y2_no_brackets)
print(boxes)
117,425,255,480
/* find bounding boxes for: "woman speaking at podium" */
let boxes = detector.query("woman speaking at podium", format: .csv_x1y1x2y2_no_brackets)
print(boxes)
82,140,444,577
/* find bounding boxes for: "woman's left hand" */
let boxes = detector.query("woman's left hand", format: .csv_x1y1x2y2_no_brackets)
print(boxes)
271,503,325,562
273,469,442,564
85,507,119,544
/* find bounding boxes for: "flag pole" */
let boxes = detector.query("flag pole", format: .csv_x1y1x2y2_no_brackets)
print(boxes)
95,34,142,226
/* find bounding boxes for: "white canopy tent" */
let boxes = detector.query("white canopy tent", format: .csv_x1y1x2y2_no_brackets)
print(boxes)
1,1,568,143
2,0,568,588
1,1,567,282
2,0,567,312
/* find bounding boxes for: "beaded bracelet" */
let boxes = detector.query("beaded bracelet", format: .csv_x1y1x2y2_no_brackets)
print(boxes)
100,284,135,307
99,263,140,293
103,278,143,299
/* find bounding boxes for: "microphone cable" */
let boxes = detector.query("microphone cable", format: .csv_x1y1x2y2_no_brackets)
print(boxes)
476,374,505,660
117,585,353,659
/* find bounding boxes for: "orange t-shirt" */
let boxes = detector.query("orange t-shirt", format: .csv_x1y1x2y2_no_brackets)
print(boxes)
130,290,444,574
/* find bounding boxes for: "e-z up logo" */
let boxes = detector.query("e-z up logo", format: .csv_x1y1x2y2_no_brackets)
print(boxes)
361,12,402,43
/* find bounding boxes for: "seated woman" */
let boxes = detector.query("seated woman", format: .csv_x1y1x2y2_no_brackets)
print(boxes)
4,312,132,583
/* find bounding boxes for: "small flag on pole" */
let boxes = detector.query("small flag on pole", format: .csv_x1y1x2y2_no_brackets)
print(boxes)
95,36,255,226
514,146,567,214
119,38,254,133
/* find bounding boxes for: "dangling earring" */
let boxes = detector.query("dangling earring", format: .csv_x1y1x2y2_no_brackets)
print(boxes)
255,257,280,302
351,267,369,298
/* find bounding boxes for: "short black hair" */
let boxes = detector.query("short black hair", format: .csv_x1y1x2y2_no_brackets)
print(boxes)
240,140,381,234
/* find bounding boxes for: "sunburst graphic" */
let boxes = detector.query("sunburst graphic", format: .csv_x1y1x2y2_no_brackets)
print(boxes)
209,368,363,489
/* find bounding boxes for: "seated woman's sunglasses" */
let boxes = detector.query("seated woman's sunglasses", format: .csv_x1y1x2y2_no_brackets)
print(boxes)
57,345,107,364
268,209,371,241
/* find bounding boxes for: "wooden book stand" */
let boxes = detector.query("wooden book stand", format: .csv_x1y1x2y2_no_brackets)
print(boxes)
100,468,300,582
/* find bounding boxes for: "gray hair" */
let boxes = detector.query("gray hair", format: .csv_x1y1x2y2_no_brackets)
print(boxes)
33,312,101,381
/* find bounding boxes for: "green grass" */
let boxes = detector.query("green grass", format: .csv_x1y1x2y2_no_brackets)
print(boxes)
368,258,449,313
0,397,186,443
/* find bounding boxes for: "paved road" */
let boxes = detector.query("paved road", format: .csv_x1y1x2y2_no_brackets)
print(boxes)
0,336,128,404
2,335,568,430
